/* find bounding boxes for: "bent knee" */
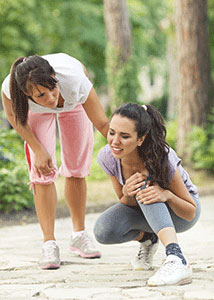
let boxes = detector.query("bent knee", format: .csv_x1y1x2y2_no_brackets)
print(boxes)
94,219,118,244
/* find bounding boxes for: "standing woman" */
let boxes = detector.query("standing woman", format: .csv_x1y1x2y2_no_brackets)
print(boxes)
94,103,200,286
1,53,109,269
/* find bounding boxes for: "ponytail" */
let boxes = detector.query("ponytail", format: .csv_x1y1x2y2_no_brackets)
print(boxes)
139,104,170,188
10,57,29,126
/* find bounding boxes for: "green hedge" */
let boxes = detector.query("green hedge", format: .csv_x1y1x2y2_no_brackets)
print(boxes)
165,114,214,173
0,126,33,212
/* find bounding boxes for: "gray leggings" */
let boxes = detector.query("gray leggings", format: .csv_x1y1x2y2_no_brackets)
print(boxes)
94,194,200,244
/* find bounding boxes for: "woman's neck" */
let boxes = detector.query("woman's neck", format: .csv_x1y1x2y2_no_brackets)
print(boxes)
121,153,147,178
121,155,142,167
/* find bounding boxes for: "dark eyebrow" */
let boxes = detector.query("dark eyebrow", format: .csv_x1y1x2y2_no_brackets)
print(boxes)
109,128,131,135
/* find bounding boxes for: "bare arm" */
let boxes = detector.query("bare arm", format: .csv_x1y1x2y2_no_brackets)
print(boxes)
166,168,197,220
82,88,109,138
81,64,109,138
109,175,138,206
1,91,53,176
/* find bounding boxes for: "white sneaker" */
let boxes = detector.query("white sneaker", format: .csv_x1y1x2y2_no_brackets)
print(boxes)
147,254,192,286
131,239,159,270
70,231,101,259
40,240,60,270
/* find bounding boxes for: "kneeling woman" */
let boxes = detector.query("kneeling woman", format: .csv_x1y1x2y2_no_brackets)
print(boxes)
94,103,200,286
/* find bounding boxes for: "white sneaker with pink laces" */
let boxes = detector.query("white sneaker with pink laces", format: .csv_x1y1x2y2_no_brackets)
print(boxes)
70,231,101,259
40,240,60,270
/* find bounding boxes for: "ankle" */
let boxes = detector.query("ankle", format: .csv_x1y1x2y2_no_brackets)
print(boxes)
42,240,57,247
139,232,158,244
165,243,187,265
72,230,86,238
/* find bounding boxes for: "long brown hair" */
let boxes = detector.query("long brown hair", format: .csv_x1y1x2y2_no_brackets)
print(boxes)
10,55,57,126
112,103,170,188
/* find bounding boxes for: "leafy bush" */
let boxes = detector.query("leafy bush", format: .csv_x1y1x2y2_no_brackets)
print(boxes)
0,126,33,212
166,120,178,150
166,108,214,172
188,113,214,172
106,44,141,111
165,115,214,173
87,130,108,182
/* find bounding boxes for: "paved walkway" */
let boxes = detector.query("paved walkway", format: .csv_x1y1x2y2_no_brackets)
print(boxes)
0,195,214,300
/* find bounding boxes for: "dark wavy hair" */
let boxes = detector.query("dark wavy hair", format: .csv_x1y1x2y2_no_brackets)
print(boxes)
112,103,170,188
9,55,58,126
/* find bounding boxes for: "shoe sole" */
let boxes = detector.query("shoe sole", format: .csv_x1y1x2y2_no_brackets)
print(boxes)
70,246,101,259
40,263,61,270
147,276,192,287
132,265,153,271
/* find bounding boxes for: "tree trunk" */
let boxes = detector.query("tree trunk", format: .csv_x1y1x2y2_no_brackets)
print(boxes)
104,0,132,110
175,0,211,156
167,38,178,120
104,0,132,62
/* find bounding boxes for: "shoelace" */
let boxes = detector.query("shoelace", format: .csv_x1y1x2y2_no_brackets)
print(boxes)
43,244,57,259
81,233,94,248
156,260,179,276
137,244,150,261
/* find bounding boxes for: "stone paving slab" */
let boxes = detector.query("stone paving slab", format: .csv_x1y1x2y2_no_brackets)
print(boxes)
0,195,214,300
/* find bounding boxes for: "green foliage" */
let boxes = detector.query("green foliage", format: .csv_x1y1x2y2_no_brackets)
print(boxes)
105,0,171,110
128,0,169,75
150,94,168,119
106,44,141,110
86,131,108,182
166,120,178,150
0,126,33,212
188,109,214,172
0,0,171,94
0,0,106,89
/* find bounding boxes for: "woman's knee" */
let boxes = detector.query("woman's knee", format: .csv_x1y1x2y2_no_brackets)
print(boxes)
94,214,123,244
94,217,113,244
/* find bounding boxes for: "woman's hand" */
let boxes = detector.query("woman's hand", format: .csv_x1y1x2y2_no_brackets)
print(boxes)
120,196,138,206
122,172,148,197
33,148,54,177
136,183,169,205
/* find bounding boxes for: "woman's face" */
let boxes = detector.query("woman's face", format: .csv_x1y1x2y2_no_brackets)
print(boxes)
107,114,145,159
26,81,60,109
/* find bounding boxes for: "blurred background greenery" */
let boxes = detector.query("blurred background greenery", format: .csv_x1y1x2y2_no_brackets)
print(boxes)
0,0,214,212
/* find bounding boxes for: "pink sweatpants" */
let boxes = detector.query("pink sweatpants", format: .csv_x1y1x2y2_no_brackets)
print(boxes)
25,104,94,187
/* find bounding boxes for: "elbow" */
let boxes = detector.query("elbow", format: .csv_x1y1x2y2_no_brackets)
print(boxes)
98,121,109,138
185,205,197,222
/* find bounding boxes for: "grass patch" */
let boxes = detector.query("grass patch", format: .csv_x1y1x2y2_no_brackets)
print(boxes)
55,176,117,207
